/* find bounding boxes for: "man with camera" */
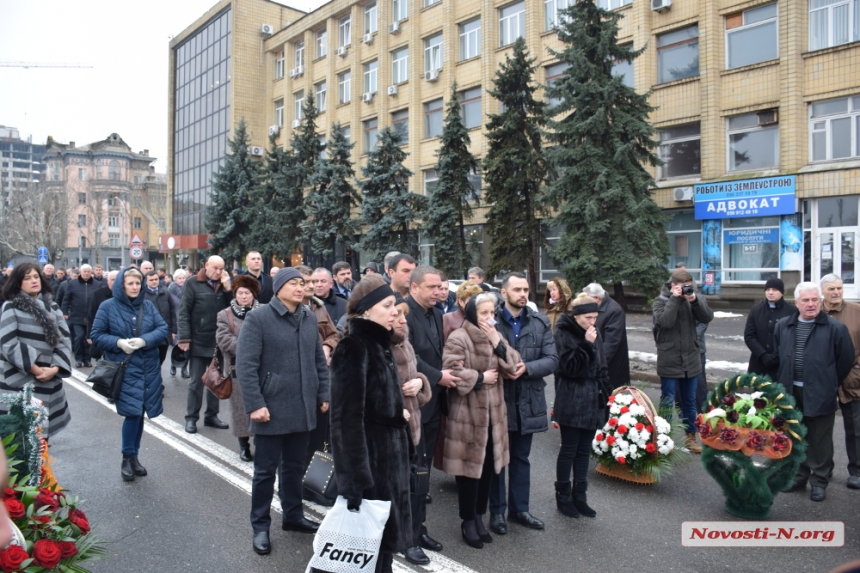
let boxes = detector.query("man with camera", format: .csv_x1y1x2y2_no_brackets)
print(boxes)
652,269,714,453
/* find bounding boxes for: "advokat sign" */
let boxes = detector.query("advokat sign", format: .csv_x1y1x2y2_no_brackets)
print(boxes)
694,175,796,220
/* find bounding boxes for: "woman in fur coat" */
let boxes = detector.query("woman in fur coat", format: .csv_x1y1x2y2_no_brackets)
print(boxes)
552,293,609,519
330,276,412,573
442,293,520,549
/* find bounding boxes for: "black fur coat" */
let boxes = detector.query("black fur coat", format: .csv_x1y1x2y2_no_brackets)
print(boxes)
552,314,610,430
330,317,413,553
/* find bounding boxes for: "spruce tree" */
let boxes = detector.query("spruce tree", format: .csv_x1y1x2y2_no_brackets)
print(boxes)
294,90,324,172
423,84,479,279
483,38,548,299
303,123,361,266
359,127,425,256
205,119,260,260
543,0,668,305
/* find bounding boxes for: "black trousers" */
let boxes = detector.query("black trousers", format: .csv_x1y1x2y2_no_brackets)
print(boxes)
250,432,310,532
185,355,220,421
456,427,495,521
70,323,90,363
304,410,330,470
794,386,835,488
409,438,428,544
841,400,860,477
557,425,592,484
158,345,168,367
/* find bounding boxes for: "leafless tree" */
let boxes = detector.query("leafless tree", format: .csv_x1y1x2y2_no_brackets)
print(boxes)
0,182,70,262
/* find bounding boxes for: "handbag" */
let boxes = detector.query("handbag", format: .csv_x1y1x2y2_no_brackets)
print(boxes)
410,464,430,496
87,303,145,400
202,347,232,399
303,442,338,507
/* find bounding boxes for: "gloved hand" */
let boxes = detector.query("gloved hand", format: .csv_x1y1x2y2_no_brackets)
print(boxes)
128,338,147,349
761,353,779,369
117,339,135,354
346,495,362,512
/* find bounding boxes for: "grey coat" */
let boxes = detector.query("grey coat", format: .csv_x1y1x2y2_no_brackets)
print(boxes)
215,307,252,438
235,297,330,435
652,284,714,378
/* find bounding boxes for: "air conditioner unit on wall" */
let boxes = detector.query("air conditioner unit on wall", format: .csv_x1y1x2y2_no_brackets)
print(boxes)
261,24,274,35
362,92,374,103
289,66,304,78
389,21,400,34
424,69,439,82
269,125,280,136
362,34,374,45
651,0,671,11
387,85,398,96
292,119,301,128
337,46,348,57
250,146,265,157
674,187,693,202
757,109,778,126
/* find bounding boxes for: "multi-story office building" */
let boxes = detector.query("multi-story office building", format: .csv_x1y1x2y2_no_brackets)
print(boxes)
0,125,46,203
170,0,860,297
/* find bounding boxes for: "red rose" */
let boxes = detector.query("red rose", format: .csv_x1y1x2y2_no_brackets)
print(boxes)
697,422,713,439
746,431,766,451
607,396,615,403
646,425,654,434
620,406,629,414
616,456,626,464
595,433,604,441
0,545,29,573
32,539,61,569
2,488,16,500
719,427,739,445
645,443,656,453
69,509,90,534
771,432,790,452
3,498,25,519
635,423,644,431
606,435,616,445
31,515,51,525
608,418,618,427
57,541,78,559
617,425,628,434
34,491,58,511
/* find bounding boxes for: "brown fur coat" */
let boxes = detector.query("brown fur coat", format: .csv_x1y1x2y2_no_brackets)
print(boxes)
391,325,431,446
441,321,520,479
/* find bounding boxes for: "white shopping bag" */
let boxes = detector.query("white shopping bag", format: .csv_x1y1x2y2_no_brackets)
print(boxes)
305,496,391,573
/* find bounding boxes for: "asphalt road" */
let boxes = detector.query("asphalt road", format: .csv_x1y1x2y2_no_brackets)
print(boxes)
47,316,860,573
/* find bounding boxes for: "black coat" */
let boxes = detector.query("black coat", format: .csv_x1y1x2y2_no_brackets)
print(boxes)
774,311,855,417
144,286,177,341
61,276,97,326
406,296,445,420
494,306,559,435
330,318,412,554
54,280,69,308
178,270,232,357
552,314,609,430
86,284,113,360
240,270,273,305
596,296,629,389
744,297,796,379
319,288,347,326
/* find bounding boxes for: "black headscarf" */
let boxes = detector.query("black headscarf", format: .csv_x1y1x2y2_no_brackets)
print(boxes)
463,298,479,327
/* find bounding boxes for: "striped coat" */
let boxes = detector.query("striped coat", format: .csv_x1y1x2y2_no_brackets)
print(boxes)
0,298,73,437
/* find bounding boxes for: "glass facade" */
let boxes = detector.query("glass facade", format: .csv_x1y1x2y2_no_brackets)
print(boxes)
172,9,232,236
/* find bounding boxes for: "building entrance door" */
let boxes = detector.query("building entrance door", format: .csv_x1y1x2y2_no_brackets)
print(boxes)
817,228,856,298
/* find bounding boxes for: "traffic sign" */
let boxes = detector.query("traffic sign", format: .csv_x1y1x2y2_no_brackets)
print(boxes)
38,255,49,265
37,246,49,256
129,233,144,246
130,246,144,260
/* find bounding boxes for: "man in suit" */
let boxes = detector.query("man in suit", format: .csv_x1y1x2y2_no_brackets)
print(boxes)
405,265,459,562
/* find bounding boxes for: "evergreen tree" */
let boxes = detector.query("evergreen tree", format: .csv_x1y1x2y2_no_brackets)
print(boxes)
359,127,425,256
205,119,260,260
303,123,361,266
294,90,324,172
423,84,479,279
543,0,668,305
483,38,548,299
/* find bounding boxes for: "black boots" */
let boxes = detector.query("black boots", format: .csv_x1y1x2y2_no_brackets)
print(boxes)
122,455,147,481
239,437,253,462
573,482,596,517
555,481,580,518
130,457,147,476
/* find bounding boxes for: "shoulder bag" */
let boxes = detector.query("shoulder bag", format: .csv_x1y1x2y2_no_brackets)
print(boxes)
87,303,145,401
303,441,338,507
202,310,233,400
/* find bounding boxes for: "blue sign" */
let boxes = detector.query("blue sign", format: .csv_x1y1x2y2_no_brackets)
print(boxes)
37,246,49,256
723,228,779,245
37,255,49,264
694,175,796,220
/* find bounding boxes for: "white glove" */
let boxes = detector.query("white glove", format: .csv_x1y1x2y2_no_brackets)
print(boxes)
128,337,146,349
117,339,135,354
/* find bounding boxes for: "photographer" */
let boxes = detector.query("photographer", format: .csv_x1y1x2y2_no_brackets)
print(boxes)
652,270,714,453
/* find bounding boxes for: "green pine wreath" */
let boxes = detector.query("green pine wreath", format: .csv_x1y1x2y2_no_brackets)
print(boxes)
700,372,807,520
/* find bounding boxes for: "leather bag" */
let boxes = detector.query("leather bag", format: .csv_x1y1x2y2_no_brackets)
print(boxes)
303,443,338,507
202,347,232,399
87,303,145,400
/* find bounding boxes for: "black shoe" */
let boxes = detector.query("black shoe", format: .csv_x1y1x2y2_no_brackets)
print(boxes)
252,531,270,555
282,517,319,533
239,441,253,462
181,367,190,379
489,513,507,535
555,481,580,518
510,512,545,530
424,493,432,504
418,533,443,551
785,480,807,493
75,362,83,368
461,520,483,549
130,457,147,476
121,456,135,482
810,486,826,502
847,476,860,489
185,420,197,434
474,516,492,543
404,546,430,565
170,366,176,375
572,482,596,518
204,416,229,429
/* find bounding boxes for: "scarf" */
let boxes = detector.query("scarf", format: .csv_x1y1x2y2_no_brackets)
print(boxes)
11,293,61,348
230,298,259,319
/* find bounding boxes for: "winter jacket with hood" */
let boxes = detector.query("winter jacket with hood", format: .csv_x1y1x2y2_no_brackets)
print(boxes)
652,282,714,378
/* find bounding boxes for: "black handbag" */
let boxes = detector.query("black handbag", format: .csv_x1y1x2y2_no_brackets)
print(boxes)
410,464,430,496
302,443,338,507
87,303,145,401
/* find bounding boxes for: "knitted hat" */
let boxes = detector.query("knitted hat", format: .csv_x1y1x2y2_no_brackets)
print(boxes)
764,278,785,294
273,267,303,296
232,275,260,298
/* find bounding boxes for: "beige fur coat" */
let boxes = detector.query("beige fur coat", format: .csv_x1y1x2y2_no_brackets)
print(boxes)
391,325,431,446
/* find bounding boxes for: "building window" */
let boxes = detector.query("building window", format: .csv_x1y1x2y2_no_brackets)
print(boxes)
598,0,631,9
275,99,284,126
295,40,305,69
338,71,351,103
393,0,408,22
726,4,778,69
78,192,86,204
78,168,87,181
316,81,327,112
343,126,351,142
52,162,60,181
134,173,142,185
107,195,118,207
468,168,482,201
658,123,701,179
276,49,285,79
295,92,305,121
364,118,379,152
810,0,860,51
460,18,481,60
79,237,86,248
666,212,702,281
108,234,120,248
499,2,526,47
539,223,563,283
545,62,569,108
424,98,444,138
316,29,327,58
723,216,780,282
461,87,482,129
424,33,443,72
425,0,440,8
727,111,779,171
319,136,328,160
423,168,439,195
108,215,119,228
339,15,352,47
545,0,570,30
134,217,142,229
157,218,166,230
810,96,860,161
108,160,120,181
365,2,378,34
392,47,409,84
392,109,409,142
657,25,699,84
364,59,378,94
613,49,634,88
78,214,87,227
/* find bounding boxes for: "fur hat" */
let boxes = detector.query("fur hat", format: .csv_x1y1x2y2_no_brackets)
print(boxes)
232,274,260,298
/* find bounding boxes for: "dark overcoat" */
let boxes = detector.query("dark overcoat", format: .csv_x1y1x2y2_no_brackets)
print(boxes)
596,295,630,389
552,314,609,430
178,270,232,358
744,297,796,379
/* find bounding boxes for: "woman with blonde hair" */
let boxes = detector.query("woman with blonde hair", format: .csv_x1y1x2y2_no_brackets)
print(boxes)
443,281,484,342
543,277,573,331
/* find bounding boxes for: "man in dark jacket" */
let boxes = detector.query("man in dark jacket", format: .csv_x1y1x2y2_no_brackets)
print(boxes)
144,271,177,367
86,270,118,360
775,282,854,502
43,264,60,293
178,256,232,433
489,272,558,534
653,269,714,453
744,278,795,380
55,268,77,318
236,267,329,554
584,282,629,390
311,268,347,325
331,261,355,299
242,251,273,304
61,264,98,367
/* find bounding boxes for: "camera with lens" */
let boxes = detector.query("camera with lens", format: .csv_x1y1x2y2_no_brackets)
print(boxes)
681,284,695,296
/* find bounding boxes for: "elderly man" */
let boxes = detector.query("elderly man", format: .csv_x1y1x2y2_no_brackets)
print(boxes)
583,283,629,390
311,268,347,325
43,264,59,292
331,261,355,299
776,282,854,501
140,261,154,275
61,264,98,367
820,274,860,490
270,266,280,278
388,254,417,298
382,251,400,285
178,256,232,433
467,266,492,292
744,278,795,380
242,251,274,304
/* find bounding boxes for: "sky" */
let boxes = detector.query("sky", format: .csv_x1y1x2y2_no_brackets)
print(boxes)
0,0,326,173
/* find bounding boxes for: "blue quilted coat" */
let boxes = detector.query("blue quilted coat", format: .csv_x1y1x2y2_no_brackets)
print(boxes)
90,268,168,418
